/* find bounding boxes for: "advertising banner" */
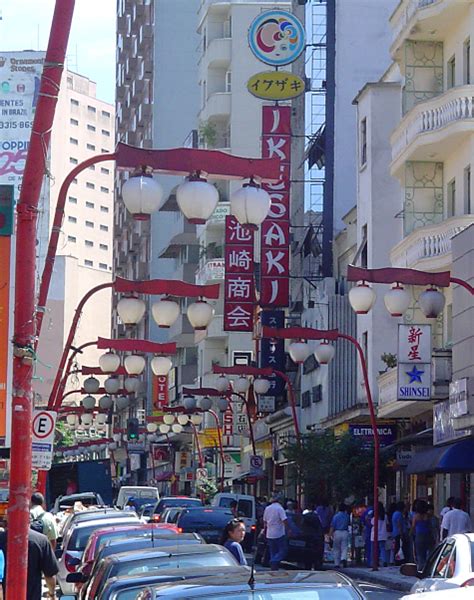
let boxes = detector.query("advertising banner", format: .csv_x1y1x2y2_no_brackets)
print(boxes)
260,310,285,395
152,374,169,416
397,324,432,401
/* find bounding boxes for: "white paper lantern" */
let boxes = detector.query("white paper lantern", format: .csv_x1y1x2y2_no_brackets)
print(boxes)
384,284,411,317
95,414,108,426
254,378,271,394
234,376,250,394
217,397,229,412
66,414,77,427
171,423,183,434
146,422,158,433
81,413,93,426
230,183,271,228
163,414,175,425
124,377,140,393
99,352,121,373
419,287,446,319
113,433,122,442
124,355,146,375
104,377,120,395
348,283,376,314
314,342,336,365
198,396,212,411
122,173,164,219
176,179,219,224
151,356,172,376
83,376,100,394
187,300,214,330
190,414,203,426
117,296,146,325
159,424,170,434
82,395,96,410
289,341,311,364
99,395,113,410
115,396,130,411
152,298,180,328
177,414,189,425
183,395,197,411
215,375,230,393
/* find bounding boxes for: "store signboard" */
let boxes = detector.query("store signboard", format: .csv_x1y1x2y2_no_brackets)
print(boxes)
260,310,285,395
397,324,432,401
433,399,470,445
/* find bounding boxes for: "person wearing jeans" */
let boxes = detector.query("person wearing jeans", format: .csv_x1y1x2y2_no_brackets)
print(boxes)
371,501,389,567
330,503,350,568
263,492,289,570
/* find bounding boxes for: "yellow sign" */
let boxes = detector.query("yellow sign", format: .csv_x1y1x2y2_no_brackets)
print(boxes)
247,71,305,101
199,428,220,448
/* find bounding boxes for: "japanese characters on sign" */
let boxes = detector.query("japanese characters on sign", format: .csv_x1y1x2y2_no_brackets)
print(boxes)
247,71,305,101
224,216,255,332
260,105,291,307
397,324,432,401
260,310,285,396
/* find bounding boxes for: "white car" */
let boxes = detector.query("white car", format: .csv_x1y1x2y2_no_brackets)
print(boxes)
401,533,474,593
57,515,139,594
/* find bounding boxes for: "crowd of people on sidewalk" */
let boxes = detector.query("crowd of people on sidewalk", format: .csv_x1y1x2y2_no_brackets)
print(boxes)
256,492,473,572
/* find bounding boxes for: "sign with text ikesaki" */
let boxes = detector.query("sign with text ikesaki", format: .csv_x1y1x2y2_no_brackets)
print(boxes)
397,324,432,401
260,105,291,307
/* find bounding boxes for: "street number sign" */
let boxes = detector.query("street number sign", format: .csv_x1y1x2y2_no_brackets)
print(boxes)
32,410,57,470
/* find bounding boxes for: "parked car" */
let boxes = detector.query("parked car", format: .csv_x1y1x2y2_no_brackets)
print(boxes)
138,502,158,522
116,486,159,509
401,533,474,593
135,569,367,599
59,509,138,545
150,496,203,522
159,508,183,525
57,516,139,594
76,544,240,600
52,492,106,514
173,507,234,544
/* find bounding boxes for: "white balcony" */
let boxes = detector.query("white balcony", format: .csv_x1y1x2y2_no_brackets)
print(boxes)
199,92,231,122
377,368,432,419
206,37,231,68
390,215,474,269
196,259,225,285
391,86,474,176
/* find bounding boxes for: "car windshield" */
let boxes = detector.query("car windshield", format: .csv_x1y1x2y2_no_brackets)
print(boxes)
178,509,233,529
156,498,202,512
176,590,359,600
112,553,236,578
100,536,194,559
69,521,136,551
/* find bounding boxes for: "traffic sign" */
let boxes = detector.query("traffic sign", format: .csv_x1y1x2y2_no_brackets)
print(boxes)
250,454,264,477
196,468,208,482
32,410,57,470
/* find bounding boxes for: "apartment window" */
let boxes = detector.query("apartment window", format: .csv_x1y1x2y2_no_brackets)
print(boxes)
87,105,96,114
67,216,77,223
85,201,94,209
101,129,110,137
69,137,78,145
361,224,368,268
447,178,456,217
464,38,471,84
101,110,111,118
225,71,232,92
360,118,367,166
72,178,78,184
68,196,77,204
70,118,78,126
86,182,95,189
100,186,109,193
100,243,108,251
69,157,78,165
100,167,110,175
86,143,96,151
362,331,369,373
99,263,108,270
84,259,93,267
67,235,76,243
100,205,109,213
67,76,73,87
85,240,94,247
88,165,96,171
464,166,471,214
70,98,79,106
447,55,456,88
446,304,453,346
101,148,108,153
100,224,109,231
87,124,96,132
85,220,94,228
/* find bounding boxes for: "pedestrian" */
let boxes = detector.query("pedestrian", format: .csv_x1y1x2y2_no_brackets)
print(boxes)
329,503,350,568
263,492,289,570
371,502,389,567
315,498,333,534
285,500,300,537
427,503,440,546
411,499,434,571
361,502,374,567
124,497,136,512
440,496,455,521
30,492,59,550
441,497,472,538
301,508,324,570
392,501,408,564
220,518,247,565
0,515,59,600
229,500,239,518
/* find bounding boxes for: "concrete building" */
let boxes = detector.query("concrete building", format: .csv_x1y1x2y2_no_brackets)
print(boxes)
35,70,114,407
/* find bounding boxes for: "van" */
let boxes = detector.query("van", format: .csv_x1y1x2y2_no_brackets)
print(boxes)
116,486,159,509
211,493,256,550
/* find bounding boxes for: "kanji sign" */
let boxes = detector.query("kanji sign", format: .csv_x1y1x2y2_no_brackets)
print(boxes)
247,71,305,101
32,410,57,470
224,216,255,332
397,324,432,401
260,310,285,395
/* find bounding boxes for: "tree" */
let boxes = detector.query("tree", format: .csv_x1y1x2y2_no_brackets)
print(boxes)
284,431,391,505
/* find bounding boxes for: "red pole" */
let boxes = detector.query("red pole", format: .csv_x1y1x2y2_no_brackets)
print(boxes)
230,391,257,455
273,370,301,445
52,341,97,409
189,422,204,468
8,2,75,598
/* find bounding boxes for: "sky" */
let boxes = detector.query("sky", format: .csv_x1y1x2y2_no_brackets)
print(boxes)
0,0,116,103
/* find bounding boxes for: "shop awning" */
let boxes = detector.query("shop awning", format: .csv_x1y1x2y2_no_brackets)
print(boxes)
406,438,474,474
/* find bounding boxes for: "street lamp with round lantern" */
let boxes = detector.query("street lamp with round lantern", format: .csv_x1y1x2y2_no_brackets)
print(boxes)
176,176,219,224
121,169,164,220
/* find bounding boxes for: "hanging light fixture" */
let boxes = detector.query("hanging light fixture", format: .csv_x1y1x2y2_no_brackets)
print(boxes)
112,433,122,443
159,424,170,434
190,414,203,426
124,377,140,393
146,422,158,433
117,296,146,325
183,395,197,411
419,287,446,319
109,442,117,451
348,282,376,314
151,356,172,376
163,414,175,425
115,396,130,411
172,423,183,434
234,376,250,394
121,171,164,220
99,395,113,410
254,378,271,394
95,414,107,426
99,352,121,373
230,180,271,228
384,283,411,317
198,396,212,411
104,377,120,395
124,355,146,375
215,375,230,393
187,299,214,330
81,413,93,426
82,395,96,410
217,397,229,412
314,342,336,365
176,175,219,224
289,340,311,364
177,415,189,425
151,297,180,329
66,415,77,427
83,376,100,394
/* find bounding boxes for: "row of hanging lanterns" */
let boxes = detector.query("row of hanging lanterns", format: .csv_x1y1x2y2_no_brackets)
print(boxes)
348,282,446,319
288,340,336,366
214,374,271,395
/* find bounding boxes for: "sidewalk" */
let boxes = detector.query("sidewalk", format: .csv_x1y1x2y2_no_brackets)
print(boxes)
339,565,417,593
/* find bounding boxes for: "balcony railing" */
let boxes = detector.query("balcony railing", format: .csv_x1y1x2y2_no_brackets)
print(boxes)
390,215,474,268
392,86,474,163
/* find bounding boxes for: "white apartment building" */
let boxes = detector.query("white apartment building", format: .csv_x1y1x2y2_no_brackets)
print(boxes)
35,70,114,407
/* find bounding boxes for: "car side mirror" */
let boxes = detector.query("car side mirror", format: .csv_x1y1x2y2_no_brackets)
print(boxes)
400,563,421,578
66,572,86,583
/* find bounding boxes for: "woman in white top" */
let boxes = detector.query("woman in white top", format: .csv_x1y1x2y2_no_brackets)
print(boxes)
371,502,389,567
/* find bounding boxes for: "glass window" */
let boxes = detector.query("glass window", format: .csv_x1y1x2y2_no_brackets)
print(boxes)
99,263,108,270
85,240,94,247
447,55,456,89
72,178,78,184
464,38,470,84
87,124,96,132
67,235,76,243
69,137,78,145
100,244,108,251
85,221,94,228
447,178,456,217
100,186,109,193
68,216,77,223
68,196,77,204
70,118,78,126
464,166,471,214
360,118,367,166
69,157,78,165
433,541,455,578
101,110,111,118
84,260,93,267
88,165,95,171
100,206,109,213
87,143,96,151
86,182,95,190
100,167,110,175
86,202,94,209
70,98,79,106
101,129,110,137
87,105,96,113
422,543,445,578
100,224,108,232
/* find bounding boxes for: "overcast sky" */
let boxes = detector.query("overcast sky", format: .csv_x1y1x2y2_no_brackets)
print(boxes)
0,0,116,103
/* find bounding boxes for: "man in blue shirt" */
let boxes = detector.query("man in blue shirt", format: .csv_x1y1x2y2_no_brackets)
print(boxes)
329,503,350,568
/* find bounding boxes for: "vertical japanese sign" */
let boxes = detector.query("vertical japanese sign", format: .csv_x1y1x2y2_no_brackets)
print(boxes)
224,216,255,331
152,374,169,416
397,324,432,401
260,310,285,396
260,105,291,306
